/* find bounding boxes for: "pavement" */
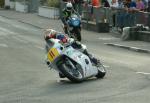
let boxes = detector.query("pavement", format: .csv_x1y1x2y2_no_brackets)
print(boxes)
0,9,150,54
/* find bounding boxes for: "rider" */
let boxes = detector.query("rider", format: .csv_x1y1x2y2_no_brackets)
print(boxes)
44,29,100,67
61,2,79,34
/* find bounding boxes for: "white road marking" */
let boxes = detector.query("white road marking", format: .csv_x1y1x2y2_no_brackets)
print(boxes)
0,27,17,35
0,31,7,36
103,65,110,68
0,16,9,22
13,24,28,30
98,37,118,40
136,72,150,75
12,36,28,43
0,44,8,47
0,27,32,44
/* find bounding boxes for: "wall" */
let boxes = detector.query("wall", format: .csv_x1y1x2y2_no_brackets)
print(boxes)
38,6,59,19
5,0,10,6
15,2,28,13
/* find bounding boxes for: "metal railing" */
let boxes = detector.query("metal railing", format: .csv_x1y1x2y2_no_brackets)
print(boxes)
60,1,150,30
82,6,150,29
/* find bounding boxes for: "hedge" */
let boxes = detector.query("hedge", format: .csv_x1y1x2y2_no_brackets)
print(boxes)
0,0,4,7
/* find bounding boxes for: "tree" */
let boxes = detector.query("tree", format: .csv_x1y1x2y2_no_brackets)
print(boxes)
47,0,60,7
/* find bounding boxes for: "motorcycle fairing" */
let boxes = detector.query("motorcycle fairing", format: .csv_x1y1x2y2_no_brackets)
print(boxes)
63,46,98,78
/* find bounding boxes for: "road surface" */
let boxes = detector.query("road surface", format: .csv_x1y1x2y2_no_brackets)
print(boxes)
0,16,150,103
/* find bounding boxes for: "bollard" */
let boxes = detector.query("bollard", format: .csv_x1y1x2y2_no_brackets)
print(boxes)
148,13,150,28
97,22,109,33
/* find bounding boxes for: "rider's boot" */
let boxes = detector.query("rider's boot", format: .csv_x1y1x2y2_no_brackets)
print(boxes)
91,57,101,66
83,50,100,66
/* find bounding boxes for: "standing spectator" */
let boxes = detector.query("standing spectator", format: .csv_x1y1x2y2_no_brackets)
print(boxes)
111,0,119,7
147,0,150,28
118,0,124,8
148,0,150,11
130,0,137,8
124,0,132,8
92,0,101,7
142,0,148,11
103,0,110,7
136,0,145,11
129,0,137,26
88,0,101,22
110,0,119,27
74,0,84,15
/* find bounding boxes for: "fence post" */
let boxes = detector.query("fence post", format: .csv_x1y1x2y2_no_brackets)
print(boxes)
148,13,150,28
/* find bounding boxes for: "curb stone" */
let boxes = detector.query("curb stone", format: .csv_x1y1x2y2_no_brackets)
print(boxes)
18,20,43,29
104,43,150,54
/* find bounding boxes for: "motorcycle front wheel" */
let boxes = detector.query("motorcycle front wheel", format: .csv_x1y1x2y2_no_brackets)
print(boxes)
58,59,84,83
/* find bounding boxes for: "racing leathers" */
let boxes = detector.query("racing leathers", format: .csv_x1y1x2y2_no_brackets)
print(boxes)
61,8,79,34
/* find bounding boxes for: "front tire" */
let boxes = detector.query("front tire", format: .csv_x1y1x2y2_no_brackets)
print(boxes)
58,59,84,83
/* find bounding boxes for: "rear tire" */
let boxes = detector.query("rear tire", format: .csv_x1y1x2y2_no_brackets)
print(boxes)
75,28,81,41
96,64,106,78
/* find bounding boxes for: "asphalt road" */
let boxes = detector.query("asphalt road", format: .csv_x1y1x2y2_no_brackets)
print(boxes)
0,16,150,103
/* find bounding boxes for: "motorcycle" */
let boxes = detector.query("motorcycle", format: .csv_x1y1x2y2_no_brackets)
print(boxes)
65,14,82,41
45,38,106,83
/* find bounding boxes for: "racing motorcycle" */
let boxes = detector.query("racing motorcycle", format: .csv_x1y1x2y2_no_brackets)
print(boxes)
45,38,106,83
65,14,82,41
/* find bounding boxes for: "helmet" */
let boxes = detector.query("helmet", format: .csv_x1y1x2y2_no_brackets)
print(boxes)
56,34,68,43
66,2,73,11
44,29,57,40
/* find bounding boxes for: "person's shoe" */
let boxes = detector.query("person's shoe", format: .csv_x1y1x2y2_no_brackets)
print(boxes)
92,58,101,66
96,60,101,66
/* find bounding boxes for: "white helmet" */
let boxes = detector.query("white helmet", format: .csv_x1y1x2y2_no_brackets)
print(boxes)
66,2,73,11
44,29,57,40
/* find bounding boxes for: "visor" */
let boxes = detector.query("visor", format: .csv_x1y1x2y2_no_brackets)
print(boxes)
67,7,72,11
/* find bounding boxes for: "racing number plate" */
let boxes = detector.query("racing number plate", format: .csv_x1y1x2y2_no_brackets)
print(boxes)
47,48,60,62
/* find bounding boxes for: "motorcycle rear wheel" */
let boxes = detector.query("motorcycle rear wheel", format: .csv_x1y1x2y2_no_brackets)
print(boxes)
75,28,81,41
96,64,106,78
